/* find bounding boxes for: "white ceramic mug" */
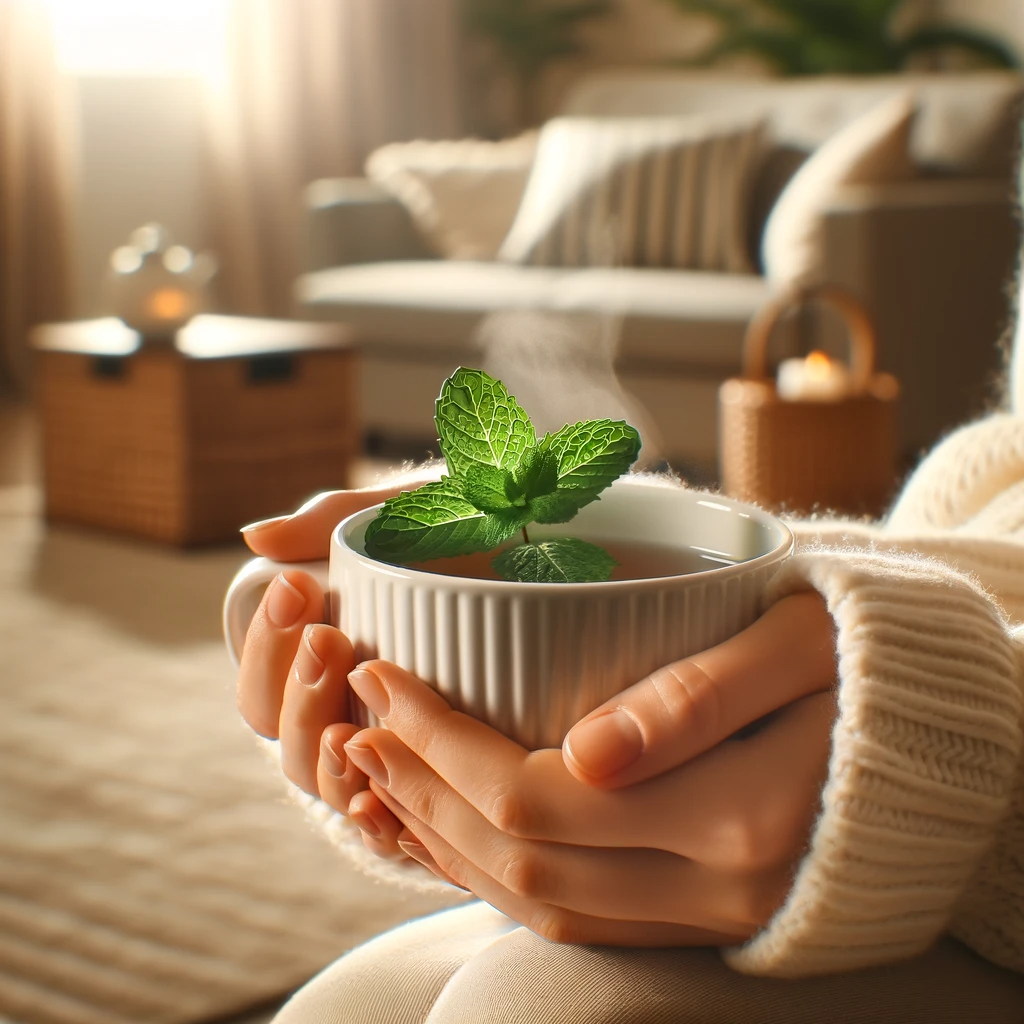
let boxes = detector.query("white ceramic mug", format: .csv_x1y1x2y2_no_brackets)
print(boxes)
224,477,792,750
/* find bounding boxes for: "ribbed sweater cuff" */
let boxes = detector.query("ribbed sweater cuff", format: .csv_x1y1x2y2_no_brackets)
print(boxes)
725,549,1023,978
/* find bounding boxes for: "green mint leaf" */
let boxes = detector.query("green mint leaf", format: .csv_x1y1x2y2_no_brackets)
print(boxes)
435,367,536,478
459,464,516,513
514,445,559,500
545,419,642,495
492,538,618,584
527,489,601,525
364,481,521,563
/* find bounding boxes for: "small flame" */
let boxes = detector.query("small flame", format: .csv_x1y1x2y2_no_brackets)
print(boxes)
146,287,192,321
805,350,833,379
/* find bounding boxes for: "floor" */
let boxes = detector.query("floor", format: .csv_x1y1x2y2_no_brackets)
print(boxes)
0,401,38,488
1,400,289,1023
0,400,414,1024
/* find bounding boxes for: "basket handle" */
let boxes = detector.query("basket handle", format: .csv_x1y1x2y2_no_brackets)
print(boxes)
743,284,877,391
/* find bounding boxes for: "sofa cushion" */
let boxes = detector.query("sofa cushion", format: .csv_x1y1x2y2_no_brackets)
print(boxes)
296,260,776,371
498,115,765,273
561,69,1023,176
364,132,538,260
763,92,917,286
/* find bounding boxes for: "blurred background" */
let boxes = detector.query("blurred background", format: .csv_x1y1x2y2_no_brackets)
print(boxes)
2,2,1024,1022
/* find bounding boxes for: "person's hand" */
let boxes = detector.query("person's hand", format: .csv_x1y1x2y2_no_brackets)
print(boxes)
561,590,837,788
234,469,440,856
326,592,839,944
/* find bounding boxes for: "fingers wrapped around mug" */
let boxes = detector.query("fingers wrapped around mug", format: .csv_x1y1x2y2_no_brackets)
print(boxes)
314,721,405,855
276,623,357,796
237,570,326,739
562,591,838,789
343,659,835,945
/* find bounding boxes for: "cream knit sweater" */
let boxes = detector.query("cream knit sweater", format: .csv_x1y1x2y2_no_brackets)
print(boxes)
267,312,1024,981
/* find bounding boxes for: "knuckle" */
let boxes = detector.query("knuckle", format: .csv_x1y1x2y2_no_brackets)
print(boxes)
500,847,551,900
720,803,809,875
404,777,443,827
718,815,765,873
488,786,539,839
651,661,721,743
435,847,470,888
528,906,581,945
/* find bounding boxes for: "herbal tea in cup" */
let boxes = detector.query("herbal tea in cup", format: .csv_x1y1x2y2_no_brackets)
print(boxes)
224,368,792,749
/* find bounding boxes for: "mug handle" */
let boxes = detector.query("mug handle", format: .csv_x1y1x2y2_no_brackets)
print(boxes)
222,557,330,667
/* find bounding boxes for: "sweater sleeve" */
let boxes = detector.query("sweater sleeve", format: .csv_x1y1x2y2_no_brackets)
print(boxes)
724,548,1024,978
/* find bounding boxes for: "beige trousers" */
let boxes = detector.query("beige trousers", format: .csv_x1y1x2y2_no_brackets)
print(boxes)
273,901,1024,1024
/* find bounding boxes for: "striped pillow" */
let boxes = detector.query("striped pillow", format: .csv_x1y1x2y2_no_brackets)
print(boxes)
498,116,765,272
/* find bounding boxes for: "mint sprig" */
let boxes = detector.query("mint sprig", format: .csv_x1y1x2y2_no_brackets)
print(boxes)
363,480,526,562
435,366,535,477
363,368,641,583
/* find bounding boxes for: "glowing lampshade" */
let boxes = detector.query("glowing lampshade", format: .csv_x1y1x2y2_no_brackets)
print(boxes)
104,224,217,341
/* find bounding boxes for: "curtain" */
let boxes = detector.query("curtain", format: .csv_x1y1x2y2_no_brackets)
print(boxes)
204,0,465,317
0,1,73,394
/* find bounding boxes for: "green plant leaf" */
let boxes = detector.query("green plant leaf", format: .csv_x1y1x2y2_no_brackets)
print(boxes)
435,367,536,478
546,419,642,493
492,538,618,583
528,489,599,525
459,463,518,513
514,444,559,499
363,481,523,563
662,0,1020,76
897,25,1020,69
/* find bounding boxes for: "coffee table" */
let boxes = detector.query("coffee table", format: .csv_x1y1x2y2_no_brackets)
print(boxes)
33,314,356,545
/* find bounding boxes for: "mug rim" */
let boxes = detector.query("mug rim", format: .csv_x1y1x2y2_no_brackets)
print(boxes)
331,478,793,594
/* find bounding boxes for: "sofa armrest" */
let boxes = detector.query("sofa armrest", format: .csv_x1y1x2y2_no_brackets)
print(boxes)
820,178,1019,457
301,178,437,272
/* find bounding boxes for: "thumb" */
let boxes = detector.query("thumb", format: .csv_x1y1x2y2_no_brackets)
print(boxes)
241,464,446,562
240,490,370,562
561,591,836,789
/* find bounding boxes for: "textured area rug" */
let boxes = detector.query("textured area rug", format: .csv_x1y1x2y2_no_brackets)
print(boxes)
0,490,456,1024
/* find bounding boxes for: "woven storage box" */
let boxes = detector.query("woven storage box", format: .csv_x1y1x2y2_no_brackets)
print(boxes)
35,317,357,546
720,286,899,517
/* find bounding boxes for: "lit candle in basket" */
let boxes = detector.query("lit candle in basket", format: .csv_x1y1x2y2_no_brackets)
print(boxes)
776,350,850,402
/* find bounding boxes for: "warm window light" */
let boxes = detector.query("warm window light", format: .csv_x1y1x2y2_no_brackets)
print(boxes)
48,0,229,76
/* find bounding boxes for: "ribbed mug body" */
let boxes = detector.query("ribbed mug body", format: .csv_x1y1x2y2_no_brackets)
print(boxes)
331,478,792,750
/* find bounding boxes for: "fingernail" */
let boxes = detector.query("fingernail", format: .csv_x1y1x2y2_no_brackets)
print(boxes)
350,809,382,839
348,666,390,720
240,515,289,533
296,625,326,687
564,709,644,780
266,573,305,628
320,734,347,778
397,838,427,858
344,741,390,787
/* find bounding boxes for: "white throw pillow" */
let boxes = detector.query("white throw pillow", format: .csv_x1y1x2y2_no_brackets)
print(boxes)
762,93,918,286
366,133,538,261
497,115,766,273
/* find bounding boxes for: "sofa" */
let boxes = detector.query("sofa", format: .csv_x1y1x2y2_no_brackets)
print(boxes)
294,70,1023,479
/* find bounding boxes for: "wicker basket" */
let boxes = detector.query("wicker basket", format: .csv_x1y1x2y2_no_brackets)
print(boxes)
719,285,899,517
35,318,357,546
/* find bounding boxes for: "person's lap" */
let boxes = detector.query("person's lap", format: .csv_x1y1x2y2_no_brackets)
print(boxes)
272,902,1024,1024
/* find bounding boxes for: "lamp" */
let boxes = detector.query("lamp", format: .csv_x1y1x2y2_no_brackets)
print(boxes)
104,224,217,342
